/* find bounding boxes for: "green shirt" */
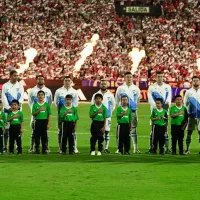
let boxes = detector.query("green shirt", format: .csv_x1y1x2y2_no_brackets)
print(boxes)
170,105,188,126
0,111,6,128
116,106,132,124
7,111,24,125
32,102,51,120
89,104,108,121
60,106,78,122
151,108,168,126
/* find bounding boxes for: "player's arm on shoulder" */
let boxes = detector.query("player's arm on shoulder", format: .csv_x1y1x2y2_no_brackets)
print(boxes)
115,87,121,105
147,85,156,108
91,93,95,105
19,83,24,106
111,94,116,111
27,89,33,108
49,89,53,106
183,90,189,107
74,90,79,107
54,89,59,108
2,84,10,110
137,86,141,103
166,84,172,105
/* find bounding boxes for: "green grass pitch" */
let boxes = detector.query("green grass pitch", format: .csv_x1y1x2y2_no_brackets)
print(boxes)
1,103,200,200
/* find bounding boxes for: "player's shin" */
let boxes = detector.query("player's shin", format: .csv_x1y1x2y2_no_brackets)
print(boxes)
131,127,140,153
164,133,171,153
104,131,110,153
186,131,192,152
58,133,62,153
73,132,79,153
3,129,9,152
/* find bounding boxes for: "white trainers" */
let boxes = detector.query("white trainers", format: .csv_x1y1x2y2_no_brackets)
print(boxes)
74,148,80,154
185,150,190,155
90,151,95,156
97,151,102,156
115,149,119,154
134,149,141,154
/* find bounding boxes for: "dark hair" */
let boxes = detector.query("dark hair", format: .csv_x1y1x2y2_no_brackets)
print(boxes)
10,70,18,77
94,93,103,100
192,76,200,80
156,71,163,75
174,95,182,100
36,75,44,79
65,94,73,99
125,72,132,76
37,90,45,96
64,76,71,80
121,95,128,100
155,98,163,103
11,99,20,105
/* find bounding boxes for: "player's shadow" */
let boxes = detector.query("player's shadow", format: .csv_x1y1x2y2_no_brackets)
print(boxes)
1,147,200,164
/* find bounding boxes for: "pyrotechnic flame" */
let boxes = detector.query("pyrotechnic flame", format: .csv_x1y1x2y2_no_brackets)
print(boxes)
129,48,145,74
17,48,37,74
74,34,99,72
197,58,200,70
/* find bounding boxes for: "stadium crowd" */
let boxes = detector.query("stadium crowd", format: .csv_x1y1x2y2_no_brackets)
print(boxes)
0,0,199,82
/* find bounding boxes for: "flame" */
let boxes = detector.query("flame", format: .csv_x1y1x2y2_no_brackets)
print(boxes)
17,48,37,74
197,58,200,70
74,34,99,72
129,48,145,74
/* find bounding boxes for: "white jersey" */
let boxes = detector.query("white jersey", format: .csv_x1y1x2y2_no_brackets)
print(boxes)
148,82,172,109
91,90,116,118
115,83,140,111
28,85,53,109
2,80,24,112
54,86,78,111
184,88,200,118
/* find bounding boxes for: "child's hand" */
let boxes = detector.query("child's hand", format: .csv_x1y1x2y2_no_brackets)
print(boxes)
47,123,50,129
123,110,128,115
20,128,23,133
100,126,105,134
179,110,184,115
13,114,19,119
40,107,46,111
98,109,103,113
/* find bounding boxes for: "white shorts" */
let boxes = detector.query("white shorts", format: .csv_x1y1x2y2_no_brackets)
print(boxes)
105,117,111,132
186,118,200,131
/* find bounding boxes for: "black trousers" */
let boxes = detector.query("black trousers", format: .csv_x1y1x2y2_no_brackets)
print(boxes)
61,121,75,153
34,119,48,153
117,123,130,154
171,125,184,153
90,121,104,152
0,128,3,153
152,125,165,154
9,125,22,153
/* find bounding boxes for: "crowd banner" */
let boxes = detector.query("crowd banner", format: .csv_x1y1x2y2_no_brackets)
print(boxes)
0,79,190,102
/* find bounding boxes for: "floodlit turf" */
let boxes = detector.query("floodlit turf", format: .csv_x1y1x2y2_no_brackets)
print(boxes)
1,104,200,200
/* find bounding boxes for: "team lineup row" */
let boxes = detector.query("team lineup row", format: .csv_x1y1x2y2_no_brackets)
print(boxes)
0,70,200,155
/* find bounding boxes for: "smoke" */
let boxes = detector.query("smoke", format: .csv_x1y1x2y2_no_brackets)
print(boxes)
74,34,99,72
128,48,145,74
17,48,37,74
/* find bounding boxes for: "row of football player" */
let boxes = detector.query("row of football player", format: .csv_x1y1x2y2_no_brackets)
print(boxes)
0,91,188,155
1,70,200,155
